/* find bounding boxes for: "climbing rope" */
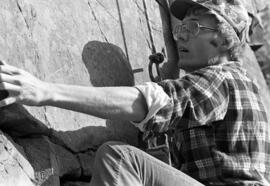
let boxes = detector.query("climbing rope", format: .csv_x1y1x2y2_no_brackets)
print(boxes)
142,0,166,82
143,0,173,82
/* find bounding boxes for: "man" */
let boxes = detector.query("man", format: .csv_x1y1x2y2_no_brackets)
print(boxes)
0,0,269,185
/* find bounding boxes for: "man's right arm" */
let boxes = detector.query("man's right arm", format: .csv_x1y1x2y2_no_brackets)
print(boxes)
0,62,148,123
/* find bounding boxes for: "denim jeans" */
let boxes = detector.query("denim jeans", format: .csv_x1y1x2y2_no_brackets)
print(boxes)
89,141,204,186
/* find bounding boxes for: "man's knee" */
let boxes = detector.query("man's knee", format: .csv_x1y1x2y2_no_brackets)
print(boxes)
95,141,126,162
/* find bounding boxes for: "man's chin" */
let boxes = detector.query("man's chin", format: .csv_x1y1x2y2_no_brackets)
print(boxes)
179,65,196,72
179,62,207,72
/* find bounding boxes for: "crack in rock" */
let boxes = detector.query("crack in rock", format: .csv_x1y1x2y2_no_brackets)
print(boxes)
16,0,30,30
95,0,119,22
87,1,109,43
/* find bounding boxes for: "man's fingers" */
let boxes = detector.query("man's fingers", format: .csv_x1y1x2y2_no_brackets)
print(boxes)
0,97,18,107
0,73,19,85
0,64,21,75
0,82,20,107
0,60,20,75
0,82,20,93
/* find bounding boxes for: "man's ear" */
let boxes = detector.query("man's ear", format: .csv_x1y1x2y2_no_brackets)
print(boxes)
215,35,232,54
209,33,224,49
220,35,236,51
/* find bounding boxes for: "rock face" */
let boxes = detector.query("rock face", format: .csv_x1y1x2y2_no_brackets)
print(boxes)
255,1,270,86
241,0,270,88
0,131,36,186
0,0,177,185
242,0,270,116
0,0,269,186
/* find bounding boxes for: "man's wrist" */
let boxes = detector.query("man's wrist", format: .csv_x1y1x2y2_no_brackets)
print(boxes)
41,82,57,106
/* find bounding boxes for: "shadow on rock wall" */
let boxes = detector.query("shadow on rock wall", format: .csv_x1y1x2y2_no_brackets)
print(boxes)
0,41,138,185
82,40,134,87
81,40,139,150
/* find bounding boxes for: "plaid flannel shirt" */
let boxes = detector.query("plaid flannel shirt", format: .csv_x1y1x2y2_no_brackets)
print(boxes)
142,61,270,185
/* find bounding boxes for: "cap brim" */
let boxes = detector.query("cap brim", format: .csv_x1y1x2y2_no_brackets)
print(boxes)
170,0,204,20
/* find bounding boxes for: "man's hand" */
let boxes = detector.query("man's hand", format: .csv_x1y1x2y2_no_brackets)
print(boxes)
0,60,50,107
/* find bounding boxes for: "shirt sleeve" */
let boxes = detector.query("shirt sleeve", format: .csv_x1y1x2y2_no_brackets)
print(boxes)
143,66,230,134
131,82,172,131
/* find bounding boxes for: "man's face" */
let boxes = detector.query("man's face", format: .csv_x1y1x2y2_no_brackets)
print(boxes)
174,10,222,72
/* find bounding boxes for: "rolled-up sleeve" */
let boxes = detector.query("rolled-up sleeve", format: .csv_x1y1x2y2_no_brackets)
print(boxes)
134,66,230,135
131,82,172,131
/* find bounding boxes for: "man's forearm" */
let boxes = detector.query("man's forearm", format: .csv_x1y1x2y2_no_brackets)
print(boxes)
44,83,148,122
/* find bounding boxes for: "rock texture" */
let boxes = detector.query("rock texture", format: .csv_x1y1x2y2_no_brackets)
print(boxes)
0,0,270,186
242,0,270,114
255,1,270,86
0,131,36,186
0,0,177,185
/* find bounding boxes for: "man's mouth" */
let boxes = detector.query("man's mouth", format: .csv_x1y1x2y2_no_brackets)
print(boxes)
178,47,189,53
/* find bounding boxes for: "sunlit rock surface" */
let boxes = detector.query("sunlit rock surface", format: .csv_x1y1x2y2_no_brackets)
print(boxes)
0,0,177,185
0,0,269,185
255,1,270,86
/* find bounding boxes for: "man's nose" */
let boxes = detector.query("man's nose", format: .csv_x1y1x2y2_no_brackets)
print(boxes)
177,31,189,42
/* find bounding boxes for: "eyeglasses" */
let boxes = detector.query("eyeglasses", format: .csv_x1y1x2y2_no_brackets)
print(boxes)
173,21,218,40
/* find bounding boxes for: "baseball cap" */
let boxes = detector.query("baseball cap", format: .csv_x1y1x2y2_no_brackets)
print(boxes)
170,0,251,43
